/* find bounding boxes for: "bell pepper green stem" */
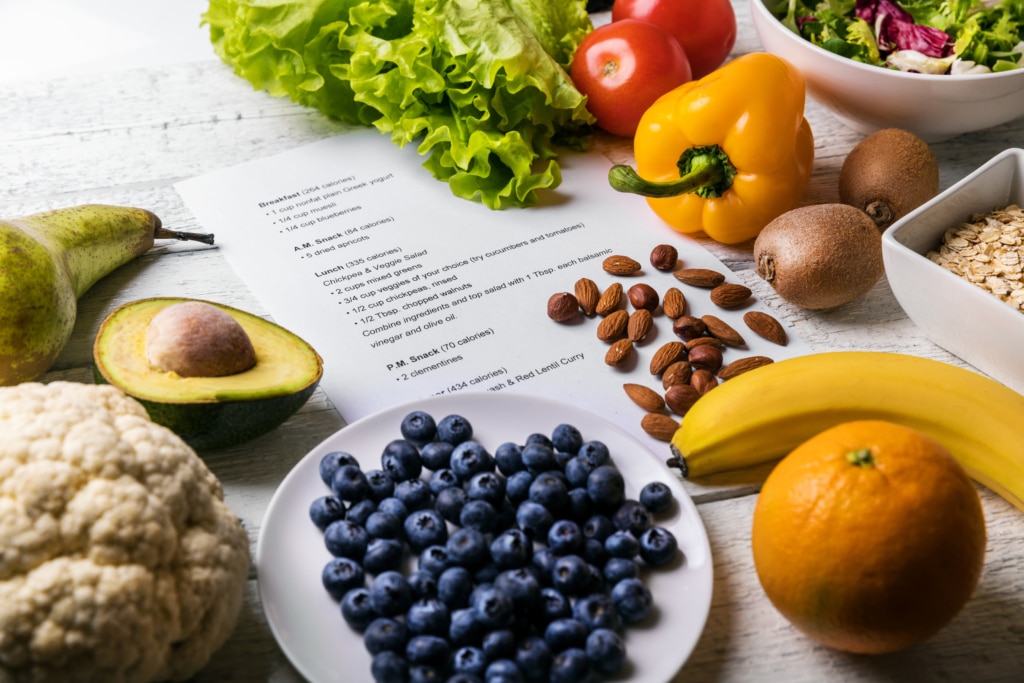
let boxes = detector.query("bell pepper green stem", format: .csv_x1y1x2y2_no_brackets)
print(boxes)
608,144,737,200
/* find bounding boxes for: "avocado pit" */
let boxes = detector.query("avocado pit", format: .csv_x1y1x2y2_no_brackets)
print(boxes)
146,301,257,377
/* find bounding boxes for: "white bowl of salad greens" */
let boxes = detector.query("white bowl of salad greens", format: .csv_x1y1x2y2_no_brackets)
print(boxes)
750,0,1024,141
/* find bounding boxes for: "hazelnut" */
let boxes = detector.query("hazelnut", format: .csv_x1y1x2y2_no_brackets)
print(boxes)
547,292,580,322
672,315,707,341
665,384,701,416
627,283,660,311
690,368,719,395
688,344,723,373
650,244,679,271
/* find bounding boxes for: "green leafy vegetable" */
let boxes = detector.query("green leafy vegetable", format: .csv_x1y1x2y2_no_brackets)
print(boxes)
203,0,596,209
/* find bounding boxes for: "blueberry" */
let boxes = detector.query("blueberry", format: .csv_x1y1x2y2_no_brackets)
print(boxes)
382,439,423,482
452,645,488,677
371,650,409,683
553,448,575,470
365,469,396,502
494,567,542,615
450,440,494,480
603,557,641,584
449,607,483,647
515,500,554,539
427,468,460,495
474,562,501,585
611,576,654,624
309,495,346,531
419,440,455,471
418,545,452,576
544,618,588,653
613,499,652,536
529,472,569,513
515,636,552,681
482,629,517,660
364,616,409,655
586,465,625,511
448,674,483,683
369,570,415,617
322,556,365,600
585,628,627,675
604,530,640,559
577,440,610,468
473,586,515,629
582,514,615,542
348,498,378,527
465,471,506,506
549,647,591,683
573,593,622,632
408,664,443,683
332,464,371,502
460,499,498,533
320,450,359,487
490,528,534,570
377,496,409,520
566,487,594,523
564,456,597,489
547,519,583,556
494,441,525,476
363,538,405,574
551,423,583,455
340,586,375,631
435,485,469,525
582,538,609,568
639,480,674,514
551,554,591,596
324,519,369,560
406,597,451,636
538,587,573,622
531,546,559,581
407,569,438,599
447,527,490,568
485,659,524,683
521,442,557,474
394,478,433,512
437,414,473,445
505,470,534,505
438,566,474,608
401,410,437,446
366,511,403,539
639,526,679,567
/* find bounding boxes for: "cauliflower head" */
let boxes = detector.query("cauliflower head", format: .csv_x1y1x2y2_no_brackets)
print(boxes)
0,382,251,683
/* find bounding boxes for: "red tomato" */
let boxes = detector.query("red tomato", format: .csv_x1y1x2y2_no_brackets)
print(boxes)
570,19,692,138
612,0,737,79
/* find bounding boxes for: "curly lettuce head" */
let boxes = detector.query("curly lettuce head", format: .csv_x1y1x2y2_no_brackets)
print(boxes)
203,0,595,209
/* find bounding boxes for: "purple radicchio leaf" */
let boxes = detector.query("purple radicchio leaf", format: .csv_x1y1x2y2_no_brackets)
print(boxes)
856,0,953,57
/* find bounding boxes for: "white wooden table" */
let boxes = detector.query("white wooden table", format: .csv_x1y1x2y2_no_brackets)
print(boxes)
3,2,1023,681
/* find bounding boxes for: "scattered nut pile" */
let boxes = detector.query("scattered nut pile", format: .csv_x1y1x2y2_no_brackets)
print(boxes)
547,245,788,441
927,204,1024,312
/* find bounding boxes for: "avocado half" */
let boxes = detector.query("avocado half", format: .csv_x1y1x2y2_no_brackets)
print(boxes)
93,297,323,450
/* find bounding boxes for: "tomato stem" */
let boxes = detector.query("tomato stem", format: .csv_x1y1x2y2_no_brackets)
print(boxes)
846,448,875,467
608,144,737,199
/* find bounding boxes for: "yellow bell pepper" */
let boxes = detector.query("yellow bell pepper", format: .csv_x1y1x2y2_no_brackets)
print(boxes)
608,52,815,245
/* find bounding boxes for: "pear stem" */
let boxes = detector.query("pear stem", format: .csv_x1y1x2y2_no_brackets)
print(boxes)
155,227,215,245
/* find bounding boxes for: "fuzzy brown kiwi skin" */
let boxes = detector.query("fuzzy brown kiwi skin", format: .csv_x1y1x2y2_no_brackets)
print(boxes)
838,128,939,230
754,204,884,311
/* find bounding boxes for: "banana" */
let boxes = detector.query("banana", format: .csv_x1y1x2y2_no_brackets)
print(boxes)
669,350,1024,512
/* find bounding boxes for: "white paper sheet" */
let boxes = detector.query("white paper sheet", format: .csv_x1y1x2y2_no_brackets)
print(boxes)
176,129,810,454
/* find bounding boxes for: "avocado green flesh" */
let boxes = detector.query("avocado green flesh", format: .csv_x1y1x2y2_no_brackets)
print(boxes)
93,297,323,450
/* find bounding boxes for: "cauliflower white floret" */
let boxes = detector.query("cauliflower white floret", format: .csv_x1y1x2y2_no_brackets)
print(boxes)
0,382,250,682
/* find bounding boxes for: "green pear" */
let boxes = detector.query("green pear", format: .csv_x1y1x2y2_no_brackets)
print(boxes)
0,204,214,385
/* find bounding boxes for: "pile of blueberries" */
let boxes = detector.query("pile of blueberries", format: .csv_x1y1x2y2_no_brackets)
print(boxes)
309,410,681,683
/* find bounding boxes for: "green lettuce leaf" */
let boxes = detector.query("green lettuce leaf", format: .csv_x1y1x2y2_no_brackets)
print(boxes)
203,0,595,209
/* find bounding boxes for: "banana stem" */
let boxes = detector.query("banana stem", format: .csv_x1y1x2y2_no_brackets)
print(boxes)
155,227,215,245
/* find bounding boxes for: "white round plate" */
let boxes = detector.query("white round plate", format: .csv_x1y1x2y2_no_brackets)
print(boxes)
256,392,713,682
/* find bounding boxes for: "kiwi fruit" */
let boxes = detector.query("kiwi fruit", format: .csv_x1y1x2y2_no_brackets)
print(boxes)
838,128,939,230
753,204,885,311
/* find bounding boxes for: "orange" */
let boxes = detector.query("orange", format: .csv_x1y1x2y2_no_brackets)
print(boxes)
751,419,987,654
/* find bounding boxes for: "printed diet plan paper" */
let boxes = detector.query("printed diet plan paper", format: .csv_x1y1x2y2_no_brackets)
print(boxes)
176,129,809,454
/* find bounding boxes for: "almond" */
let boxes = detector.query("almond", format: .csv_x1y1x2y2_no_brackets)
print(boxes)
662,287,687,319
674,268,725,287
602,255,642,276
627,309,654,342
665,384,701,417
596,282,623,315
623,383,665,412
640,412,680,442
575,277,600,316
685,336,723,352
718,355,775,380
701,314,747,348
661,360,693,389
605,338,634,367
596,309,628,342
710,282,752,309
743,310,789,346
649,341,685,375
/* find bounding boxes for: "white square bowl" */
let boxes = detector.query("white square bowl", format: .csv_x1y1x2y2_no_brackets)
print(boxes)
882,148,1024,393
